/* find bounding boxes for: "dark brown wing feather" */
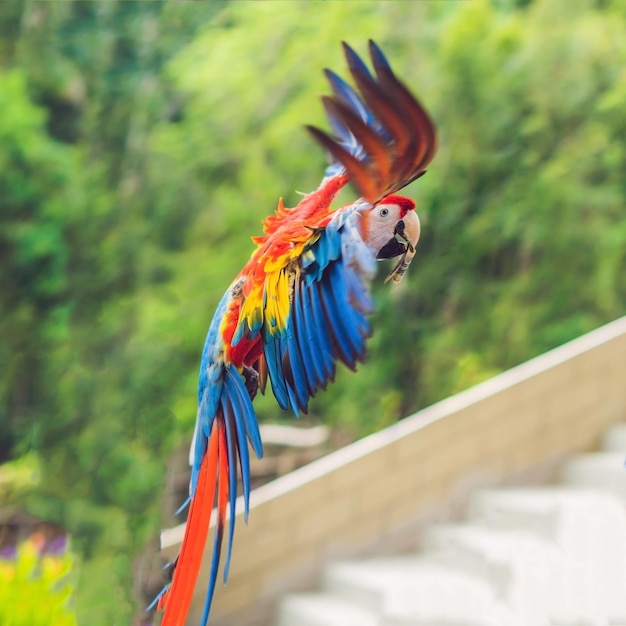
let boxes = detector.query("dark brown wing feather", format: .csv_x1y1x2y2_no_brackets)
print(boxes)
306,40,437,205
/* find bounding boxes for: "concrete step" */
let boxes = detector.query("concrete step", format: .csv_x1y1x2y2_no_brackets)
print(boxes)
467,486,622,538
423,522,562,623
466,487,626,621
602,424,626,452
276,592,379,626
276,427,626,626
323,557,497,618
562,452,626,500
381,601,522,626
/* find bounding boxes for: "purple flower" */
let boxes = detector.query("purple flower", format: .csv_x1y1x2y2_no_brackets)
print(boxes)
43,535,68,556
0,545,17,561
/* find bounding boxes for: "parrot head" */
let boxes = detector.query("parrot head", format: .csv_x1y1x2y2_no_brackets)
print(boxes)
359,194,421,284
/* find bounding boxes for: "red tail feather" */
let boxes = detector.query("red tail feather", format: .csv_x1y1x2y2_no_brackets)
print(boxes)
160,424,220,626
217,421,229,532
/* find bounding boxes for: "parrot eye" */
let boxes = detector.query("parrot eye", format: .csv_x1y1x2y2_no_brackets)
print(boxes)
379,207,389,217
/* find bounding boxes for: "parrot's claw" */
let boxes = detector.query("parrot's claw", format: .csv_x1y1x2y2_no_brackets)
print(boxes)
243,365,260,400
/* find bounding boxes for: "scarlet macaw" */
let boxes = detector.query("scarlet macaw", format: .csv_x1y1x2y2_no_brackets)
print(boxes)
157,40,437,625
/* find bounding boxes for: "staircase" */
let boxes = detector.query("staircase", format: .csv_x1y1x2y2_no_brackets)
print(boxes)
277,424,626,626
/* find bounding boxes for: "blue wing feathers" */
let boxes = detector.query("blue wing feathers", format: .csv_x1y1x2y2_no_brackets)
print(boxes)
317,277,356,368
224,366,263,458
302,225,342,283
299,280,334,387
346,266,374,317
335,260,373,338
342,42,375,90
283,325,311,413
262,217,373,417
303,282,334,387
263,333,290,410
324,69,373,128
308,281,338,382
293,281,324,393
286,385,301,419
323,261,370,369
368,40,392,76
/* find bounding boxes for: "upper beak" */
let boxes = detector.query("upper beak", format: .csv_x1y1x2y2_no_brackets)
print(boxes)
378,210,421,284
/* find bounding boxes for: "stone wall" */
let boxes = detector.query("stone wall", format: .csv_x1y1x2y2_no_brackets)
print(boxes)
160,316,626,625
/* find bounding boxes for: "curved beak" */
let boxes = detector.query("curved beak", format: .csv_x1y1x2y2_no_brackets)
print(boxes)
378,210,421,284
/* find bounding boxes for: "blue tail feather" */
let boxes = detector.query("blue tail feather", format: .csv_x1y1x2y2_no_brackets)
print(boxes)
222,401,238,583
202,510,223,626
228,396,251,521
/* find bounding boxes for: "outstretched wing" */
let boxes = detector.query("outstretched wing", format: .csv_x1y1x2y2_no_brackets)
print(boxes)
306,40,437,205
253,202,376,417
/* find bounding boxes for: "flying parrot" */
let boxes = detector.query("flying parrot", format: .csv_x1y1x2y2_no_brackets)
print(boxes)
157,40,437,626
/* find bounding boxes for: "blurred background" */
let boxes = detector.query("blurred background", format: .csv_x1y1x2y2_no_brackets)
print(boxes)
0,0,624,624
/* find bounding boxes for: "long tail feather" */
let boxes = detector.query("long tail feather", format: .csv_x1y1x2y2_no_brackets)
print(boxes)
200,419,229,624
160,429,219,626
222,407,238,582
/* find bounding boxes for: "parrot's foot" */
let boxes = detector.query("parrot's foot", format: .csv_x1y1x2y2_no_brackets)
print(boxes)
242,365,260,400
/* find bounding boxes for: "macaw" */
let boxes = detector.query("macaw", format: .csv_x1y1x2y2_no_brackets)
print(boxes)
157,40,437,626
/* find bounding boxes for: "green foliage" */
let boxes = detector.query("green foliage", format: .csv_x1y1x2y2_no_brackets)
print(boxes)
409,0,626,405
145,0,626,431
0,1,222,624
0,454,39,505
0,537,76,626
1,0,625,624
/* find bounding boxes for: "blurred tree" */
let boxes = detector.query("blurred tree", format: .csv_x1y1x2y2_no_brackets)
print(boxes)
145,0,625,435
411,0,626,405
0,1,223,623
